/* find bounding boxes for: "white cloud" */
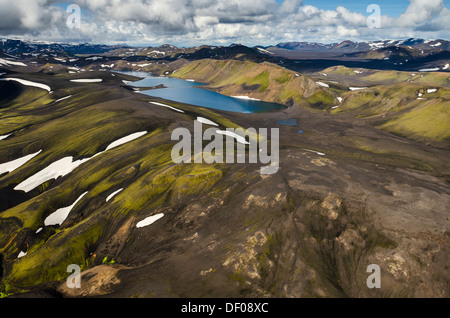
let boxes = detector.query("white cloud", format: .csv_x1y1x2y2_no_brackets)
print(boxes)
0,0,63,32
398,0,445,26
0,0,448,46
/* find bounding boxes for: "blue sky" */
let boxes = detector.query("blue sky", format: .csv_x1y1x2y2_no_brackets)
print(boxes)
0,0,449,46
279,0,412,17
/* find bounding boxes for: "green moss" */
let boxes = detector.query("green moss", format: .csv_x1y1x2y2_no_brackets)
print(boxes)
247,71,270,92
306,91,335,110
275,72,291,84
379,100,450,142
322,66,356,76
102,256,116,265
114,150,179,212
171,165,223,199
3,221,103,291
264,233,284,262
0,86,50,110
361,71,411,83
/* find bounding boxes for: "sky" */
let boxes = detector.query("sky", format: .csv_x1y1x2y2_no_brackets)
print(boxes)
0,0,448,47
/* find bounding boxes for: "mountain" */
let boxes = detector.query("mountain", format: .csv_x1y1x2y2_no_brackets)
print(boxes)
0,39,268,62
270,38,450,53
0,55,449,298
2,37,448,59
0,38,128,56
273,42,334,51
0,35,449,299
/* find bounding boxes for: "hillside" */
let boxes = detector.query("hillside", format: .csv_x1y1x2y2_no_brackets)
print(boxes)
307,66,450,145
171,60,450,145
0,49,449,299
171,59,337,109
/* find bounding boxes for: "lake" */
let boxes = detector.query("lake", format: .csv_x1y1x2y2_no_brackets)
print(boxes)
120,71,285,113
276,118,298,126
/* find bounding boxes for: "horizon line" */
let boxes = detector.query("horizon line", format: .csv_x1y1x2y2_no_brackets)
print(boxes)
1,36,449,49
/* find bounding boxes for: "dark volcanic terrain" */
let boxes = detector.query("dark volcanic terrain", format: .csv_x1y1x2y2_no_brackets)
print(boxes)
0,41,449,298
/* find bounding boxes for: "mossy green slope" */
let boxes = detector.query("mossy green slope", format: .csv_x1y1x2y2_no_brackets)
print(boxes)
0,70,230,295
322,66,450,87
332,82,450,144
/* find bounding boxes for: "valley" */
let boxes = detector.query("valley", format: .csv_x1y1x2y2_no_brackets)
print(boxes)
0,38,449,298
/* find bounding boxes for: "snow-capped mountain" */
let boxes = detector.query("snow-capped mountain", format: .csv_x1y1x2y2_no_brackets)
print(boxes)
0,38,128,56
271,38,449,53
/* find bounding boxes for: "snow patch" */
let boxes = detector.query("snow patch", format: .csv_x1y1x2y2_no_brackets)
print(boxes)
54,95,72,103
86,56,103,61
0,58,27,67
418,68,439,72
106,188,124,202
0,78,51,92
136,213,164,228
256,47,274,55
316,81,329,88
0,134,12,140
15,132,147,192
232,95,261,101
105,131,147,151
0,150,42,175
44,192,88,226
70,79,103,83
216,130,250,145
369,42,385,50
100,64,115,68
196,117,218,127
14,156,90,192
302,149,326,156
150,101,185,113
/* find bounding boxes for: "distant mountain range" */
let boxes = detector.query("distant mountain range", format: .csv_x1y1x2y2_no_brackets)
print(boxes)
0,38,448,73
1,37,448,57
0,38,127,56
267,38,449,53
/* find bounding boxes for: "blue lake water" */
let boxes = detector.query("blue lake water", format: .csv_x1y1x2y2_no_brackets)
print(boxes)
276,118,298,126
120,71,285,114
276,118,304,133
